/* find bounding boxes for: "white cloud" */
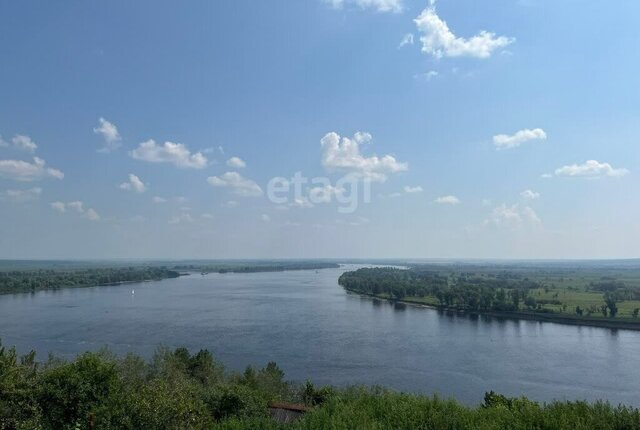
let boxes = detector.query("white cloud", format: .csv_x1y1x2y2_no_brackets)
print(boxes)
0,157,64,182
325,0,402,13
485,203,541,228
226,156,246,169
399,33,414,48
153,196,167,203
85,208,101,221
93,118,122,153
169,213,194,224
493,128,547,150
201,213,214,220
11,135,38,153
119,173,147,193
51,201,66,212
261,214,271,222
68,201,85,213
222,200,238,208
308,184,345,203
414,1,514,59
554,160,629,178
130,140,208,169
404,185,423,194
53,201,100,221
520,189,540,200
320,132,407,182
435,195,460,205
2,187,42,202
207,172,263,197
481,198,492,207
413,70,439,81
290,198,314,209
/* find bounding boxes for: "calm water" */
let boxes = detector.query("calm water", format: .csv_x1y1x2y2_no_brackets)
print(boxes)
1,265,639,406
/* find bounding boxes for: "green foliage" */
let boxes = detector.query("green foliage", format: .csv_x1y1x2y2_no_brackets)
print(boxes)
2,341,640,429
0,267,180,295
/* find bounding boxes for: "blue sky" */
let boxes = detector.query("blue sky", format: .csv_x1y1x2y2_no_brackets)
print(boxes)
0,0,638,259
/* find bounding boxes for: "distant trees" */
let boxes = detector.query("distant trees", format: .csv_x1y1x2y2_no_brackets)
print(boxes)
604,293,619,318
0,267,180,295
339,268,540,313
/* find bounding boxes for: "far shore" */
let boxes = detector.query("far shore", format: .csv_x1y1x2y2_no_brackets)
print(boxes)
346,289,640,332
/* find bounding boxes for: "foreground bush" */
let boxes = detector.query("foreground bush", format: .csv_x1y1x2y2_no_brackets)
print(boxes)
1,340,639,429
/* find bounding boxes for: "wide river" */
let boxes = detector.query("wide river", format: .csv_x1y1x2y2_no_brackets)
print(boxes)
1,265,639,406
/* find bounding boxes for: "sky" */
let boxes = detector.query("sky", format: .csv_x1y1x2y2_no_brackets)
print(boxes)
0,0,638,259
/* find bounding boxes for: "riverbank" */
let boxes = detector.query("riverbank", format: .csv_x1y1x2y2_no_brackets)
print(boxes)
345,289,640,331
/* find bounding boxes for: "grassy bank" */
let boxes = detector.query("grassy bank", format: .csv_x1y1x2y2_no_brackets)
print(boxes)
1,342,639,429
339,266,640,331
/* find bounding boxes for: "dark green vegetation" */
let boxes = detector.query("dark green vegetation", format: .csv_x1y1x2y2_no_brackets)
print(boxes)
0,267,180,295
0,260,339,295
172,261,340,274
339,263,640,329
1,342,639,430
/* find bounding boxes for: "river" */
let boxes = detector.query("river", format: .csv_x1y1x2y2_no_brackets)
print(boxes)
1,265,638,406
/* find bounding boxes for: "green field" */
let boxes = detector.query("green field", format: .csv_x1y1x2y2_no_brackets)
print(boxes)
339,261,640,328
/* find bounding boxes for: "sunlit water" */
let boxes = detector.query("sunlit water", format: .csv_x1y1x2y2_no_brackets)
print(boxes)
1,265,639,406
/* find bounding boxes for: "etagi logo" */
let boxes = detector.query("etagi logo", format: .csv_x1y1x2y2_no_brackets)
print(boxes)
267,172,371,214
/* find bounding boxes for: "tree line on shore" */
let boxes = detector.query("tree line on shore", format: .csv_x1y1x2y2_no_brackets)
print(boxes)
0,267,180,295
338,267,636,318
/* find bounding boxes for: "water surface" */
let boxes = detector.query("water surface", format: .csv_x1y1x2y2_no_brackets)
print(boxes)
1,265,638,406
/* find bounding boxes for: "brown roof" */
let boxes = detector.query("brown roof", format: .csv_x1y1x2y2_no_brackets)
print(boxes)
268,402,311,413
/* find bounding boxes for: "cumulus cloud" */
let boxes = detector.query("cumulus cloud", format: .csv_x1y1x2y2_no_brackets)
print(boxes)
85,208,101,221
11,135,38,153
308,184,345,204
435,195,460,205
51,201,100,221
261,214,271,222
50,201,66,213
404,185,423,194
554,160,629,178
153,196,167,203
168,213,194,224
485,203,541,229
414,1,514,59
222,200,239,208
0,134,38,152
1,187,42,202
520,189,540,200
290,197,314,209
493,128,547,150
320,132,407,182
207,172,263,197
130,140,208,169
413,70,439,81
68,201,85,213
119,173,147,193
0,157,64,182
93,118,122,153
399,33,414,48
325,0,403,13
226,156,246,169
